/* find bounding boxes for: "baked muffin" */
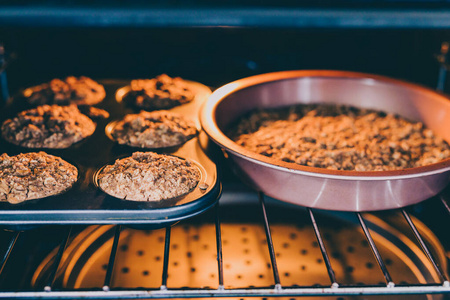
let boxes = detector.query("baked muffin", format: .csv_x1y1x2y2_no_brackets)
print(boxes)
0,152,78,204
24,76,106,106
122,74,196,110
110,110,197,148
98,152,200,201
1,104,96,149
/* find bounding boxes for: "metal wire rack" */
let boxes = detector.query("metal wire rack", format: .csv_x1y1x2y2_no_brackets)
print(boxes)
0,27,449,299
0,192,448,299
0,43,449,298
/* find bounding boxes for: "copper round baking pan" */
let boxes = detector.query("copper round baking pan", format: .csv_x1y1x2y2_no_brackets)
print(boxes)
200,70,450,211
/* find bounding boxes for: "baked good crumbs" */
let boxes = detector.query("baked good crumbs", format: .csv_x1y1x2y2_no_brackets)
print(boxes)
1,104,96,149
24,76,105,106
79,106,110,120
230,104,450,171
0,152,78,204
122,74,196,110
98,152,200,201
110,110,197,148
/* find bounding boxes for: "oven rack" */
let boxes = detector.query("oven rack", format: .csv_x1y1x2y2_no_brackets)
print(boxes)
0,192,448,299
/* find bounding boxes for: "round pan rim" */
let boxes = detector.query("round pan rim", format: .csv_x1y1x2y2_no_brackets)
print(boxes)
200,70,450,180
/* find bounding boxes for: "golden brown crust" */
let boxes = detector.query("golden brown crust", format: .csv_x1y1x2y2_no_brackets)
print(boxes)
25,76,106,106
98,152,200,201
1,104,96,149
110,110,197,148
230,104,450,171
123,74,195,110
0,152,78,204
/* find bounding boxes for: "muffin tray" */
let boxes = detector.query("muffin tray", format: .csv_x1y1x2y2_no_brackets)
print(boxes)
0,79,221,229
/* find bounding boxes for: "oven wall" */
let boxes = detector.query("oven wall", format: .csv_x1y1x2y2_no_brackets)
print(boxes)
1,28,450,92
0,13,449,296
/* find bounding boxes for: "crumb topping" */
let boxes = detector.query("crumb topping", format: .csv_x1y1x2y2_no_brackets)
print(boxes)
98,152,200,201
111,110,197,148
0,152,78,204
25,76,106,106
1,104,96,149
123,74,195,110
230,104,450,171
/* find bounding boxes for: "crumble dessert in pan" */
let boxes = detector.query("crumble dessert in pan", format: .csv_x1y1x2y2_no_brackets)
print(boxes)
122,74,196,110
110,110,197,148
0,152,78,204
24,76,106,106
230,104,450,171
97,152,200,202
1,104,96,149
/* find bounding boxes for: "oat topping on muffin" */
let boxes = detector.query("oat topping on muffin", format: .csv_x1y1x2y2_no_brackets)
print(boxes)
0,152,78,204
110,110,197,148
25,76,106,106
230,104,450,171
98,152,201,201
1,104,96,149
122,74,196,110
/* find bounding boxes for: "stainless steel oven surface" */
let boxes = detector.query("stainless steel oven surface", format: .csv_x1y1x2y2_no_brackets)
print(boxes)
0,1,449,299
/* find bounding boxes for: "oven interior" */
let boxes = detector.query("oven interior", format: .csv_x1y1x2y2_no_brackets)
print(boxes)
0,5,450,299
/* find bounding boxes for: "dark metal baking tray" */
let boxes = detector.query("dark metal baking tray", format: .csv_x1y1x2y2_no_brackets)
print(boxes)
0,79,220,228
